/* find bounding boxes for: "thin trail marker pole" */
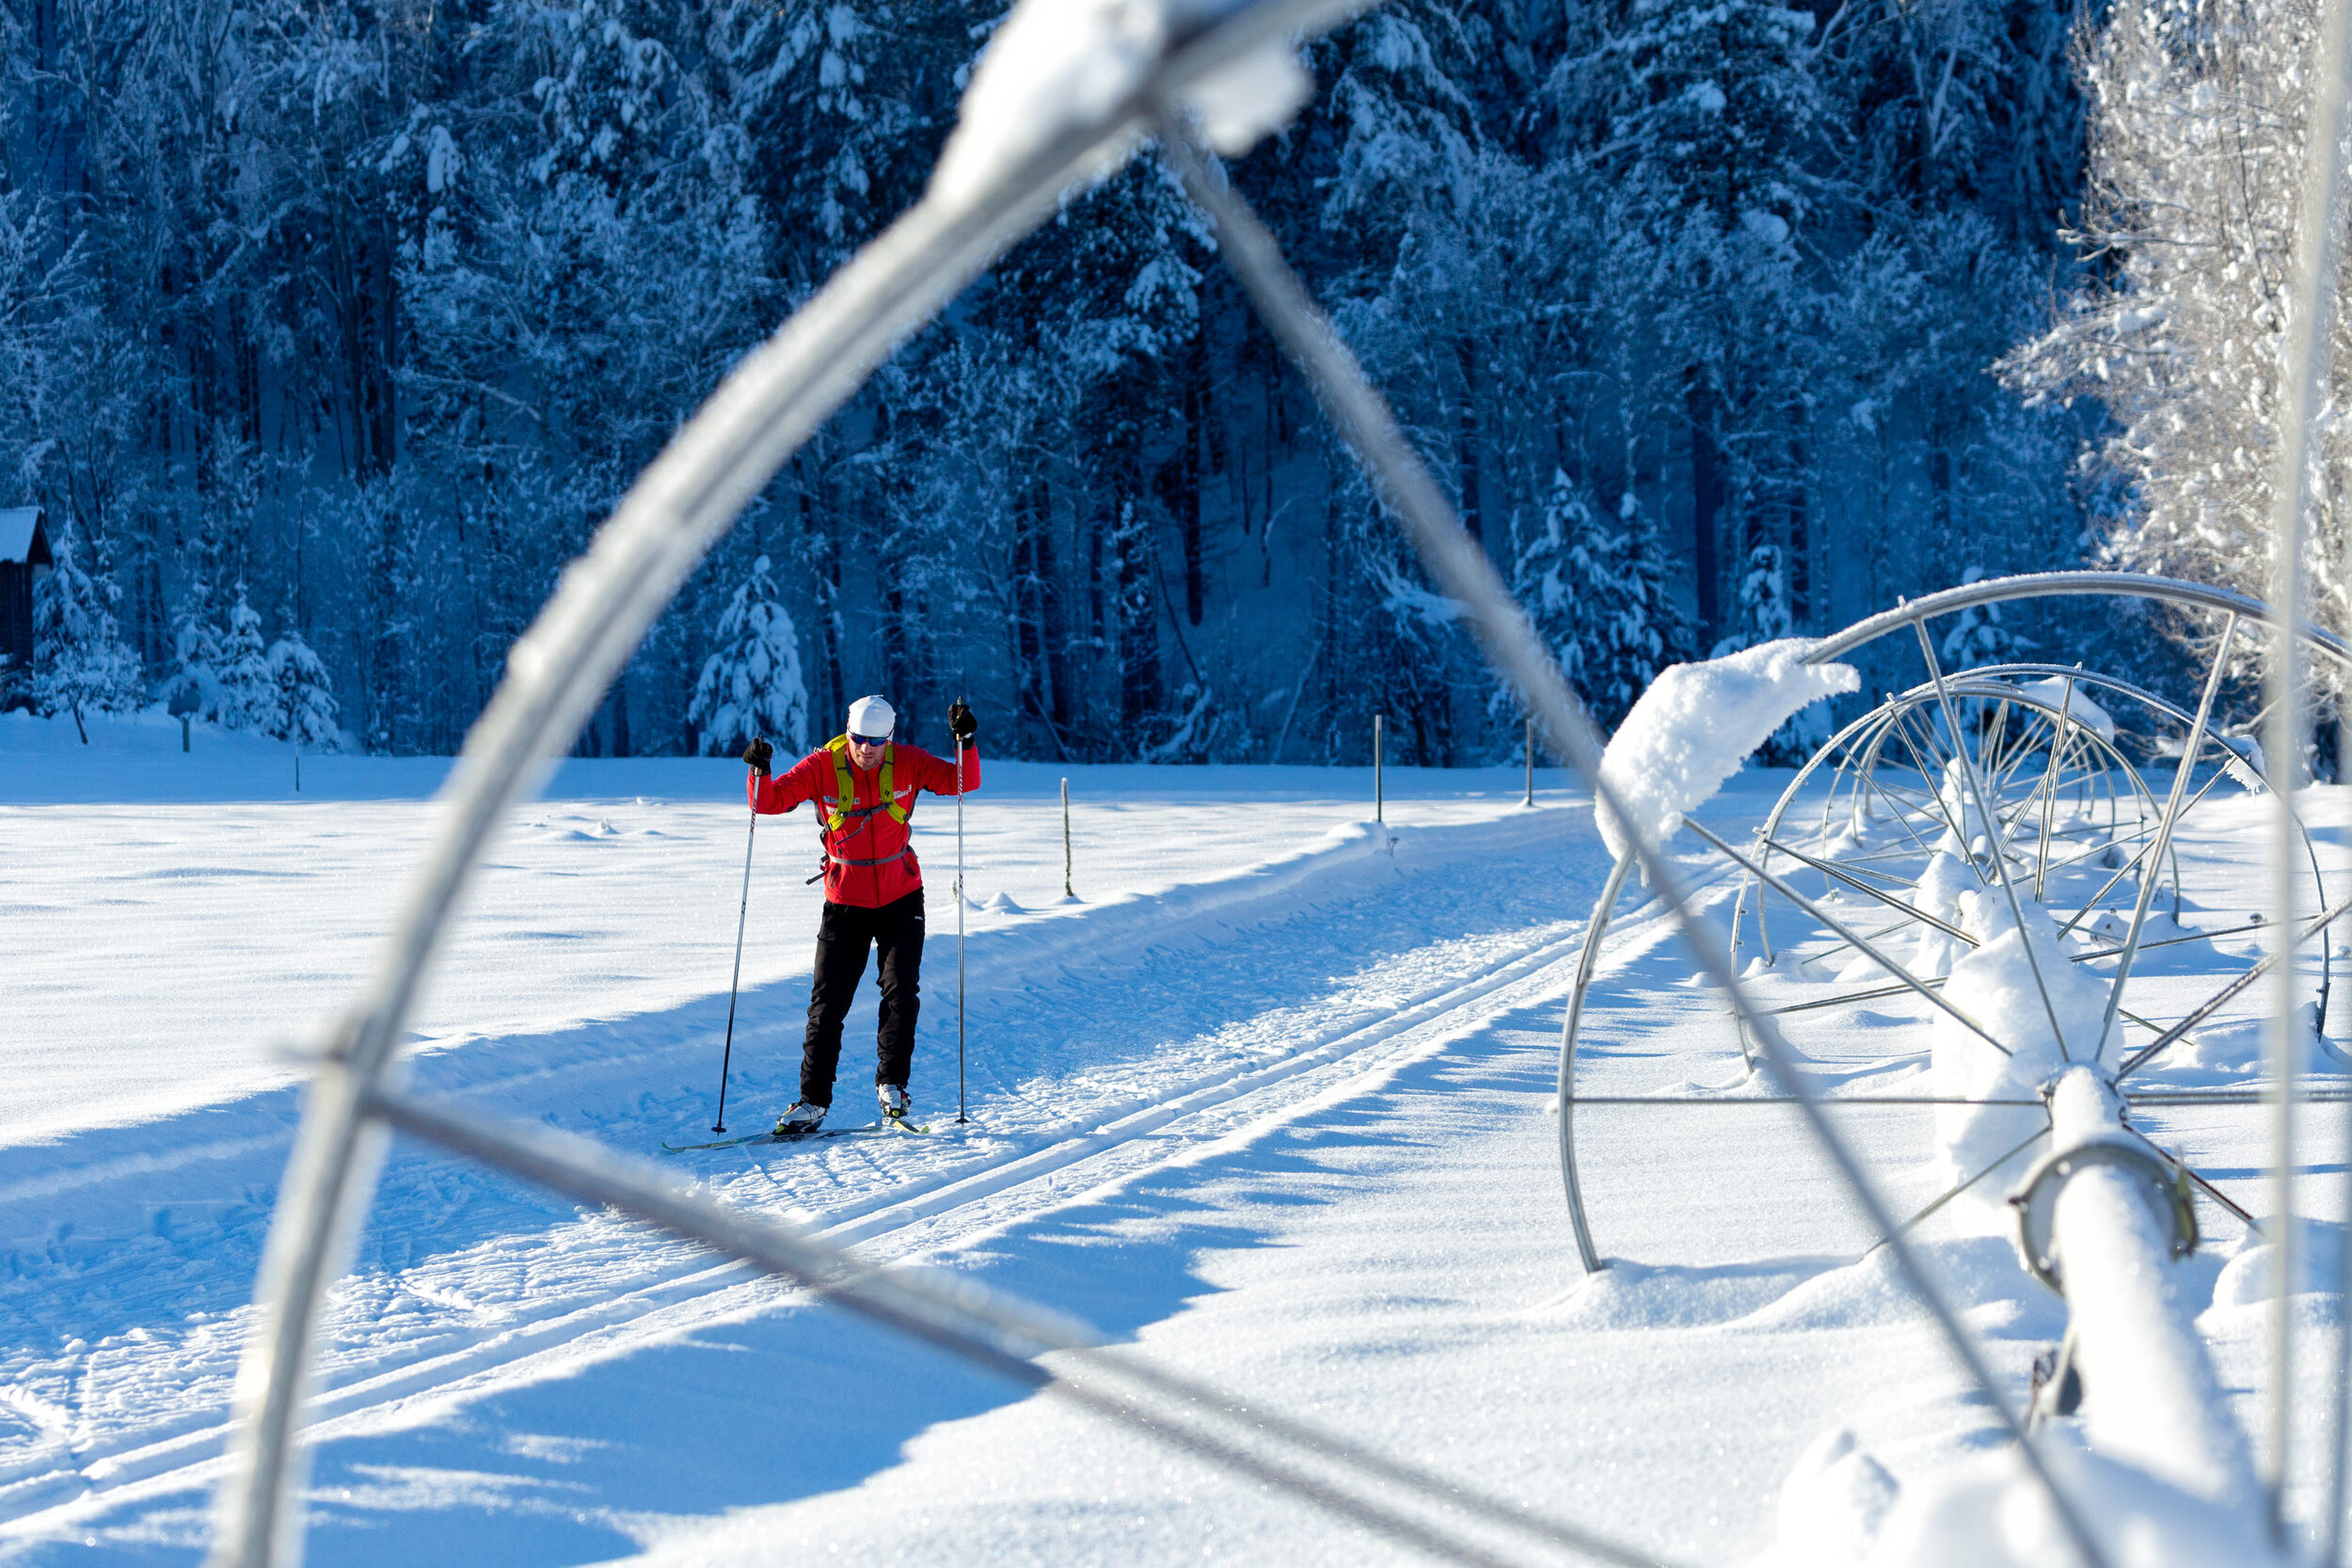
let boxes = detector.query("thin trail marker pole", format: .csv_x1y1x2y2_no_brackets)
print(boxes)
1374,713,1384,825
1061,776,1073,898
711,797,758,1132
1524,719,1534,807
956,718,968,1125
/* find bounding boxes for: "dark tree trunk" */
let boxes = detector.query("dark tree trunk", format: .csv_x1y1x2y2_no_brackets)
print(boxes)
1686,372,1724,641
1176,330,1206,626
1455,341,1482,545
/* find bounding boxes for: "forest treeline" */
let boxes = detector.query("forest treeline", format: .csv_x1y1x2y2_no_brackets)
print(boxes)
0,0,2200,763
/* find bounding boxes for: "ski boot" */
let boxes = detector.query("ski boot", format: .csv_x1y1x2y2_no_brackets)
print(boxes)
879,1085,914,1128
773,1101,827,1137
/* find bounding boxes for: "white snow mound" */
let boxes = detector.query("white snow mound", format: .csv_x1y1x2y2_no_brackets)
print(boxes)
1596,639,1858,863
933,0,1308,206
1931,895,2116,1234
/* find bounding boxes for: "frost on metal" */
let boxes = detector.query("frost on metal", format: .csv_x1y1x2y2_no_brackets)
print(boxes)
1595,638,1858,864
932,0,1310,206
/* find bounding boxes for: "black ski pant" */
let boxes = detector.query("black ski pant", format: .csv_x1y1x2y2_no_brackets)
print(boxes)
800,889,924,1107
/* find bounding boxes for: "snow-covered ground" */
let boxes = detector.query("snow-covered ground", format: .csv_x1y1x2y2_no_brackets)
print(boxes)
3,708,2349,1565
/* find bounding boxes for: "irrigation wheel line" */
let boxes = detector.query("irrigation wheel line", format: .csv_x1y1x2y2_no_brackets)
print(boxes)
1740,662,2333,1021
1553,577,2352,1559
1561,585,2349,1280
1156,122,2117,1568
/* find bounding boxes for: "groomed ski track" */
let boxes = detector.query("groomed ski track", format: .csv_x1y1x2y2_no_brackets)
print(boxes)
0,784,1746,1560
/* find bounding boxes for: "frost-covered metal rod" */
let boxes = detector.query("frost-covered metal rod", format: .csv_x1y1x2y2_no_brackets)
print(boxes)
1159,125,2114,1568
2092,616,2237,1059
366,1086,1687,1568
1559,852,1632,1271
2266,0,2352,1520
1911,619,2074,1061
2033,680,2077,900
1805,572,2352,672
1867,1123,2052,1258
2114,893,2352,1080
208,5,1376,1563
2276,0,2352,1546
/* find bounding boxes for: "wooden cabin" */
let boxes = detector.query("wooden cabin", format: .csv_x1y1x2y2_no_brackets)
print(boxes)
0,507,52,671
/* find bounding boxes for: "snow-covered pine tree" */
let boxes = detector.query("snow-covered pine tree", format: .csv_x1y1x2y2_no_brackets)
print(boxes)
1507,469,1584,693
1572,0,1821,648
30,521,142,741
689,554,809,756
1571,486,1687,732
1717,544,1825,761
1711,545,1794,657
1504,472,1687,736
267,627,340,748
216,586,278,733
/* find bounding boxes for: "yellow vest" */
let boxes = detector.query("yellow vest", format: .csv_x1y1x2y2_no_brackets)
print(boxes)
825,736,909,832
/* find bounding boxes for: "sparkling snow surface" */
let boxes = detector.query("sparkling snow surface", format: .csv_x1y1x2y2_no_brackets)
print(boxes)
2,709,2349,1565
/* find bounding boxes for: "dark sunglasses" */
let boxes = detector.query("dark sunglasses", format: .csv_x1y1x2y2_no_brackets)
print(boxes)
850,732,890,747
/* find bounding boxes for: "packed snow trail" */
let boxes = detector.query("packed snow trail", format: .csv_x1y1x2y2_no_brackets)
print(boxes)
0,736,1765,1561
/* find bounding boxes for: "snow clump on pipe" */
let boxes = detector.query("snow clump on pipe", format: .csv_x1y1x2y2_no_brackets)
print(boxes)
932,0,1310,207
1931,894,2116,1235
1595,638,1859,864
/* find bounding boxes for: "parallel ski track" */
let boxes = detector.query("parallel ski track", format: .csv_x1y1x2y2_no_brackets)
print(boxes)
0,854,1736,1544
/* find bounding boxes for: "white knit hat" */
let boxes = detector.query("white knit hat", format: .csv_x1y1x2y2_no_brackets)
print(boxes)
846,694,897,739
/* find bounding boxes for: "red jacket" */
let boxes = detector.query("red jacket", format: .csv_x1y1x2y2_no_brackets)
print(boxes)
749,738,980,907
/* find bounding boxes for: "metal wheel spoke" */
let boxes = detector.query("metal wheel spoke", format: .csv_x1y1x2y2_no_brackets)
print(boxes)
2036,677,2080,901
2093,616,2239,1059
1864,1123,2054,1259
1689,820,2010,1056
2045,764,2246,936
1756,834,1970,940
1914,619,2075,1060
2114,892,2352,1080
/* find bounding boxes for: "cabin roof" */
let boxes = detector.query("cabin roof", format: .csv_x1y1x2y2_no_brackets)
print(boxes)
0,507,48,567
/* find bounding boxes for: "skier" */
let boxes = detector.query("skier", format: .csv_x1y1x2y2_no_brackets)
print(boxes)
740,694,979,1134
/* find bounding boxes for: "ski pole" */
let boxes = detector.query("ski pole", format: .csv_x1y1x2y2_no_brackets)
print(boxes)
955,715,968,1125
711,794,758,1132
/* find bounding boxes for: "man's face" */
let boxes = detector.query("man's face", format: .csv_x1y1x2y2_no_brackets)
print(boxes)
848,734,888,770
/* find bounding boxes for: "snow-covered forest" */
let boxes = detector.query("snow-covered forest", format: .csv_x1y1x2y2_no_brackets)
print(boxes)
0,0,2209,764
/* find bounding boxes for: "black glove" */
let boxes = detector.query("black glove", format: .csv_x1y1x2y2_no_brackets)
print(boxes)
947,700,977,745
742,737,773,774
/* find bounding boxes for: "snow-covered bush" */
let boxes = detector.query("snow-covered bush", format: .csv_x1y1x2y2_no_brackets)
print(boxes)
689,554,809,756
29,520,141,737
